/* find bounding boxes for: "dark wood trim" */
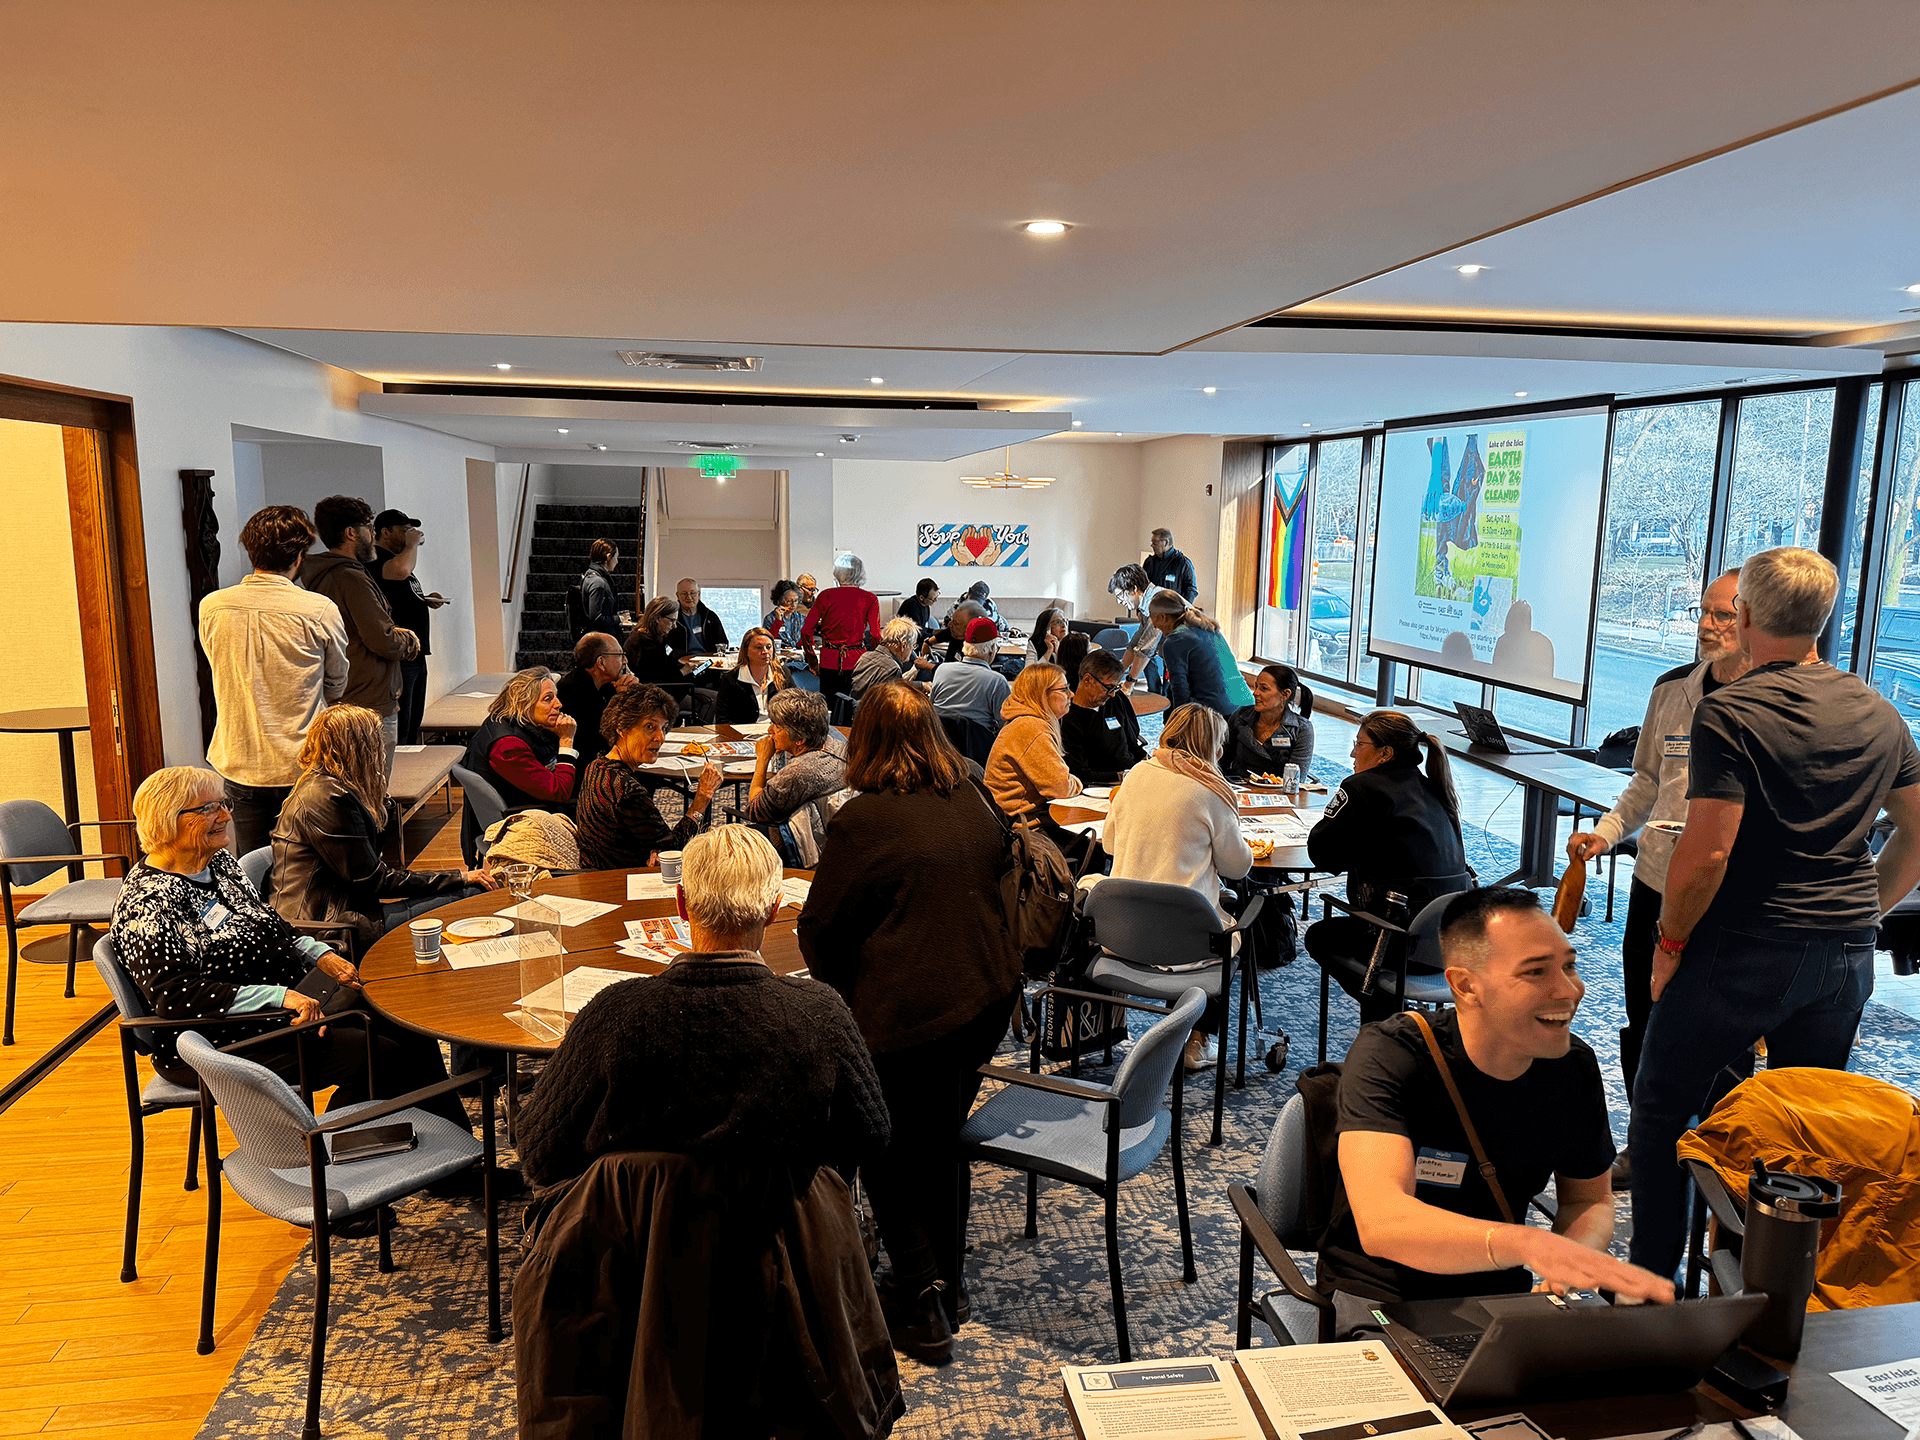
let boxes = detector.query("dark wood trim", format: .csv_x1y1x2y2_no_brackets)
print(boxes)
180,470,221,748
0,373,128,429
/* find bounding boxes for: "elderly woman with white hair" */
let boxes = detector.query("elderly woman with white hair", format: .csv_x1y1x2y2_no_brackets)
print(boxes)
800,552,880,702
516,825,889,1188
109,765,466,1126
743,689,851,866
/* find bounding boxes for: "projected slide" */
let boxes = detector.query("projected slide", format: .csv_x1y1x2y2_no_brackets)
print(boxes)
1368,405,1609,704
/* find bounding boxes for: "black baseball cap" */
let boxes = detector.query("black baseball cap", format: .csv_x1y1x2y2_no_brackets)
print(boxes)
372,509,421,531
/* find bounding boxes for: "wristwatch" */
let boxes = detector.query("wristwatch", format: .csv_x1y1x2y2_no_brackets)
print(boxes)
1655,922,1687,956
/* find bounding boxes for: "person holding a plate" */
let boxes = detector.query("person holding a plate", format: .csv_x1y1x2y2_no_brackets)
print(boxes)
576,685,725,870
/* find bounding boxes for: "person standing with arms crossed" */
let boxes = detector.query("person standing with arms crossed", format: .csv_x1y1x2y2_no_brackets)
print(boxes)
1628,547,1920,1280
1564,568,1748,1187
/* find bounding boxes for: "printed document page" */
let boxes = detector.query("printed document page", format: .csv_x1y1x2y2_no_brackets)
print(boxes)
1061,1357,1263,1440
1237,1342,1465,1440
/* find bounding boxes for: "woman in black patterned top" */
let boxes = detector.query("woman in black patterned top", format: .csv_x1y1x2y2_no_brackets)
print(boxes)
111,765,463,1123
576,685,724,870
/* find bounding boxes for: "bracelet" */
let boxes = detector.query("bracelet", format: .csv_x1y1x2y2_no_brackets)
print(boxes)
1655,922,1687,955
1485,1227,1500,1269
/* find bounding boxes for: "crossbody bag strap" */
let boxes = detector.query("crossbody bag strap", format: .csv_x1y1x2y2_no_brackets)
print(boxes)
1409,1011,1515,1225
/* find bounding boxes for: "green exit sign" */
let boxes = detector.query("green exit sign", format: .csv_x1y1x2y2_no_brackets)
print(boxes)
694,453,739,478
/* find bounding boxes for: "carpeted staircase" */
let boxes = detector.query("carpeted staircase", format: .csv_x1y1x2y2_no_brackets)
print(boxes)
514,504,641,671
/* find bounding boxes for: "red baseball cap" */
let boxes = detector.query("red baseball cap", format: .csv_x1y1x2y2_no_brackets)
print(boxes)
965,617,1000,643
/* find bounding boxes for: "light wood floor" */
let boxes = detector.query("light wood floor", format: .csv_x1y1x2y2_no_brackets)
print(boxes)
0,791,469,1439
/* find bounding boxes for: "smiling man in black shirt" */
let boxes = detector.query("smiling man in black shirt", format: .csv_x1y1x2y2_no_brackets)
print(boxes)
1325,888,1672,1329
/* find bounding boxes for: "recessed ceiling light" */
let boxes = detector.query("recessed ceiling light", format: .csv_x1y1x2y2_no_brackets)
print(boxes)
1302,422,1312,428
592,444,607,451
1022,220,1070,236
1906,284,1920,294
839,434,860,444
869,376,884,384
816,452,825,457
1455,264,1486,276
1114,432,1123,437
1071,421,1082,427
1513,391,1528,398
494,362,512,370
1202,387,1217,395
556,428,570,434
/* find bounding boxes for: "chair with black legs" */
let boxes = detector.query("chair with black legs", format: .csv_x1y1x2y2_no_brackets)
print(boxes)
1306,874,1472,1063
0,799,136,1045
960,984,1206,1362
1078,877,1265,1146
179,1019,500,1440
91,931,312,1284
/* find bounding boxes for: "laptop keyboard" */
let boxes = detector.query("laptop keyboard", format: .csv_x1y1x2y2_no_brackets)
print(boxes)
1399,1330,1481,1384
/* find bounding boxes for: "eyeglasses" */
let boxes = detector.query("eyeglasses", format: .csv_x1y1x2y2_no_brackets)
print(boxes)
1049,686,1071,697
177,799,232,818
1701,608,1739,626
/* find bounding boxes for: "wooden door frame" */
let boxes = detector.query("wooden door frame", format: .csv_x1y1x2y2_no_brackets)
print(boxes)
0,372,164,824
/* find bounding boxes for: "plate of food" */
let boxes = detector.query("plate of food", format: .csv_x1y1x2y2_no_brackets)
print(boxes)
678,740,713,756
446,916,514,939
1246,836,1276,860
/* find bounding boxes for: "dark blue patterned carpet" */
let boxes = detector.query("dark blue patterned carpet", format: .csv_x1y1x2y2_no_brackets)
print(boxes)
196,744,1920,1439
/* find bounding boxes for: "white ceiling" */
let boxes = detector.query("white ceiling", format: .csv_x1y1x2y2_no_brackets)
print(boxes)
11,2,1920,353
1291,83,1920,335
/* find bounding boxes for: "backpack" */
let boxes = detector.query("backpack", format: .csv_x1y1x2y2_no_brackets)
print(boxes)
971,779,1075,978
566,573,591,642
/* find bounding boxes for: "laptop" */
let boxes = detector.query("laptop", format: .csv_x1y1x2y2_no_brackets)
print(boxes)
1451,702,1558,756
1381,1291,1766,1406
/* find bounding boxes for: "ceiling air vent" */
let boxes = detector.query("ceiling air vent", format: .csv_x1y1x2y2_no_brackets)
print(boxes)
617,351,761,371
673,441,748,451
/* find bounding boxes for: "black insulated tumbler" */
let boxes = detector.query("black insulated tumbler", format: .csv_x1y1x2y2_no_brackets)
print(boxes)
1739,1158,1841,1360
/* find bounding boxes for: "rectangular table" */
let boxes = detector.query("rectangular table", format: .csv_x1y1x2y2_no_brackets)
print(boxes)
388,744,464,863
1432,731,1631,890
420,672,514,738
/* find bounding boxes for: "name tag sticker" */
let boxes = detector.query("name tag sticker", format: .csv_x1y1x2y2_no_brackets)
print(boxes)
203,902,232,932
1105,716,1122,730
1414,1148,1469,1188
1663,734,1690,758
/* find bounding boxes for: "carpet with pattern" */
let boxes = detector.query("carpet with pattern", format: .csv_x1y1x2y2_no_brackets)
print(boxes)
196,796,1920,1438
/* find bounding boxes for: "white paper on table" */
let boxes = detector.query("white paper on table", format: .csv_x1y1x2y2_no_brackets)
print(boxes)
444,930,565,970
1237,792,1298,810
664,729,714,743
1831,1358,1920,1430
734,722,773,736
1061,1357,1263,1440
642,754,703,775
780,877,812,910
627,871,676,900
496,895,620,928
514,965,636,1016
1236,1342,1447,1440
395,744,426,753
1066,794,1111,814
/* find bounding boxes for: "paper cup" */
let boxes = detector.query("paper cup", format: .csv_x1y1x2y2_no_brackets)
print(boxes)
659,851,683,884
410,918,443,963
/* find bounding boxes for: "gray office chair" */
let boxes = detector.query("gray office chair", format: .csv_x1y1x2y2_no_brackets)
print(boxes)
960,984,1206,1362
1309,876,1472,1062
179,1023,499,1440
1080,877,1265,1147
1229,1093,1336,1346
91,931,302,1283
450,763,554,869
1090,626,1134,655
0,799,136,1045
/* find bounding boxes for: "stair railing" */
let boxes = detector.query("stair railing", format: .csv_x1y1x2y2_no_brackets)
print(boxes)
502,462,531,603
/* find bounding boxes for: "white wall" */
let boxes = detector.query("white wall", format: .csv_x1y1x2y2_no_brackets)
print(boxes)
0,324,495,765
1139,435,1226,612
544,464,647,507
830,440,1144,618
258,439,385,524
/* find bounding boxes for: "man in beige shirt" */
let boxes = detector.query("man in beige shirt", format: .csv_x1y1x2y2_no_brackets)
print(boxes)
199,506,349,856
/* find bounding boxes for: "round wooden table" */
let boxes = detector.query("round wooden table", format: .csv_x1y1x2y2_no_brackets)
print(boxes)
0,705,96,965
361,867,812,1056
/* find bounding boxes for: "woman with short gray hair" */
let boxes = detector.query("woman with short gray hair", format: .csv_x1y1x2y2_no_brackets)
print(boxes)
802,553,880,704
744,689,850,865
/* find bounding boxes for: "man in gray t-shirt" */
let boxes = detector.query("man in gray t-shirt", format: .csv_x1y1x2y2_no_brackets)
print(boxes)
1629,547,1920,1279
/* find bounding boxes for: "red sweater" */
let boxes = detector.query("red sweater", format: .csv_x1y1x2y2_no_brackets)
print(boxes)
485,734,578,804
802,587,880,672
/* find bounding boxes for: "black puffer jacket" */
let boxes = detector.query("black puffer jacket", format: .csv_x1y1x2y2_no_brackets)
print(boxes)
269,773,468,953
